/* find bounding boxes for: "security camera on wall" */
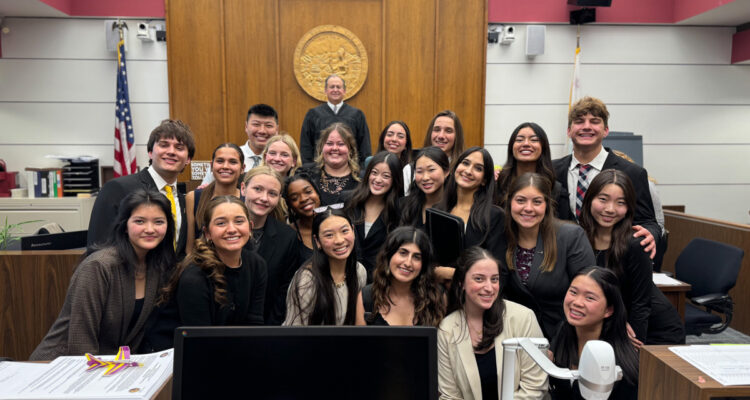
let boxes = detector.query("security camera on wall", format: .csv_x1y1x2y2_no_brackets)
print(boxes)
137,22,154,42
500,25,515,45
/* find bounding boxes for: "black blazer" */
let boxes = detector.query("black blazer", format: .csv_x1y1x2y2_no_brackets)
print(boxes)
499,222,596,338
465,205,506,252
552,148,660,240
87,168,188,259
351,206,389,282
245,216,301,325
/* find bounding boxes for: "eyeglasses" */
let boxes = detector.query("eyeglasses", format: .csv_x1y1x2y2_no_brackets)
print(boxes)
313,203,345,214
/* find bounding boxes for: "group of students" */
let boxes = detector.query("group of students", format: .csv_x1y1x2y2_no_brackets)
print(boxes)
29,96,686,399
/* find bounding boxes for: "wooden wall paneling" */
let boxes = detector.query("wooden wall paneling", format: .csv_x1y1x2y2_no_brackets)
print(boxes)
166,0,227,180
383,0,436,147
224,0,281,146
277,0,383,154
661,210,750,334
435,0,487,148
0,251,82,360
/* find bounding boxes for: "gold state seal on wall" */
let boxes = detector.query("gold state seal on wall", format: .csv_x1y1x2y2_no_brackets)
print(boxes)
293,25,368,101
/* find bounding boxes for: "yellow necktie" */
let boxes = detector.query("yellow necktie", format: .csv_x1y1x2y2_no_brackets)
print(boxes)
164,184,177,250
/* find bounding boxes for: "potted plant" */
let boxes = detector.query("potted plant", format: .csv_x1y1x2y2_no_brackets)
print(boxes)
0,217,43,250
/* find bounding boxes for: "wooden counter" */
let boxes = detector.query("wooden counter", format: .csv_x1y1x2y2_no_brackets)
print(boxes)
0,249,83,360
639,345,750,400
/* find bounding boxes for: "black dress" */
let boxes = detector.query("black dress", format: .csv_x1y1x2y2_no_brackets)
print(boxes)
361,284,391,326
176,248,268,326
549,376,637,400
549,323,639,400
306,163,358,206
244,216,301,326
350,206,392,282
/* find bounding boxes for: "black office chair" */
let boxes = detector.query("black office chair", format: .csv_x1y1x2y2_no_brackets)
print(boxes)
674,238,744,336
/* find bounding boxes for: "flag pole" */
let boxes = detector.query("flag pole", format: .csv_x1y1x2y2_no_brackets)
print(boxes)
566,24,582,153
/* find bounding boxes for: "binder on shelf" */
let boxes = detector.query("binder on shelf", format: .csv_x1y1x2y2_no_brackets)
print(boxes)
24,168,65,198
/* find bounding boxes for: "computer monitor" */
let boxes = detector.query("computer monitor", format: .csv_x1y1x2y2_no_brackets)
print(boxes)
172,326,438,400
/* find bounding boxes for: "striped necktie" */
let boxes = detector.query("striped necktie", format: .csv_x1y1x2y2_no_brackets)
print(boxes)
164,184,177,249
249,155,261,169
575,163,592,219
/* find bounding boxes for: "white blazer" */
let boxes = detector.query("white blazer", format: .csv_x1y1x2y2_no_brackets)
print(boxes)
437,300,549,400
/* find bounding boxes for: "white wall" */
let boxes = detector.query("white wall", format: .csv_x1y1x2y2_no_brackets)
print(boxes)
484,24,750,224
0,17,168,188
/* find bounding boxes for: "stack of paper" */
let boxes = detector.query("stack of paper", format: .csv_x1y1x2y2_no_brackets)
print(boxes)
670,345,750,386
0,349,173,400
653,273,684,286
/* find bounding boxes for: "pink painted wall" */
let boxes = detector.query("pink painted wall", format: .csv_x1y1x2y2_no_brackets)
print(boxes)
488,0,673,23
39,0,72,14
40,0,164,17
731,29,750,63
674,0,736,22
488,0,739,24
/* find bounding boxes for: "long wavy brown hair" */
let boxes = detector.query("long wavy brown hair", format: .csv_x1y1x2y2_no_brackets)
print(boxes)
158,195,250,307
504,172,559,272
369,226,446,326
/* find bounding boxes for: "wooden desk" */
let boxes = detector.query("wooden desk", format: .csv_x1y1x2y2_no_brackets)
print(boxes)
639,345,750,400
153,378,172,400
656,279,691,322
0,250,83,360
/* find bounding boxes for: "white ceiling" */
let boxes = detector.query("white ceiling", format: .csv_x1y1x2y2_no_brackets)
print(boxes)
0,0,67,17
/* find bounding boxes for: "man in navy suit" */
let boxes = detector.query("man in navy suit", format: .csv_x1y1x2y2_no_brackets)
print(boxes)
87,119,196,259
552,97,658,255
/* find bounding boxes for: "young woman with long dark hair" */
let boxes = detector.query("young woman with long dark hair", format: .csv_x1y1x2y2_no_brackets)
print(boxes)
579,169,684,344
345,151,404,279
549,267,639,399
400,146,450,230
495,122,571,220
438,247,548,399
31,189,176,359
186,143,244,254
283,171,322,263
284,209,367,326
499,172,595,338
355,226,445,326
376,120,413,194
437,146,504,250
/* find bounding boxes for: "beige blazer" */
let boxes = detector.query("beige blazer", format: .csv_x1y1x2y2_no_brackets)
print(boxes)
437,300,549,400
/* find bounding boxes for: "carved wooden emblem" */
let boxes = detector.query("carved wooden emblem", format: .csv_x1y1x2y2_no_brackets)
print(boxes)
293,25,368,101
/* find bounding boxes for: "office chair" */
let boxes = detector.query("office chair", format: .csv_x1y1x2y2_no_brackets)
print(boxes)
674,238,744,336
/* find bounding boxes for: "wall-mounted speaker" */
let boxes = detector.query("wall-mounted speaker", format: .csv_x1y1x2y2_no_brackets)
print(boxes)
526,25,545,57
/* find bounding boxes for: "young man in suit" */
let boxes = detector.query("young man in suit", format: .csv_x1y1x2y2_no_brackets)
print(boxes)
199,104,280,185
299,74,371,165
87,119,196,259
552,97,658,256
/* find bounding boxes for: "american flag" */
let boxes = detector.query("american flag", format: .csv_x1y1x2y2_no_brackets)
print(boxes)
114,39,136,177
